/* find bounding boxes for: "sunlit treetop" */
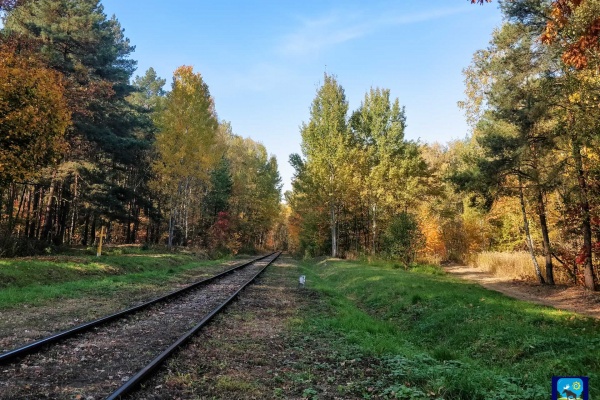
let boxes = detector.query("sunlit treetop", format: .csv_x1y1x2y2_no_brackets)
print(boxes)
473,0,600,70
540,0,600,69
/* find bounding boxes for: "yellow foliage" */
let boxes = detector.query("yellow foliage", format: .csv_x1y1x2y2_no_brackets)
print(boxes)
153,66,220,195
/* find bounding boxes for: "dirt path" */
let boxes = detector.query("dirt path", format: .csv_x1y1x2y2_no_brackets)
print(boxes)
445,265,600,319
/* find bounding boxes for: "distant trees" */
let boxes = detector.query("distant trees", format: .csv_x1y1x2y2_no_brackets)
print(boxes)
457,19,560,284
285,0,600,292
350,88,426,254
225,131,282,251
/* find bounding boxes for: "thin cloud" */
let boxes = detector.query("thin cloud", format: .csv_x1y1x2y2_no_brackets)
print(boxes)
222,63,295,94
279,6,473,57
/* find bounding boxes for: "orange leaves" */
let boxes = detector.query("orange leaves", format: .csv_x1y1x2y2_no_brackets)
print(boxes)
475,0,600,70
0,42,70,183
541,0,600,70
419,213,447,260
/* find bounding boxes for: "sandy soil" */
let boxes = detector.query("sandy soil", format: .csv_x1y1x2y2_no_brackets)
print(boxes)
445,265,600,319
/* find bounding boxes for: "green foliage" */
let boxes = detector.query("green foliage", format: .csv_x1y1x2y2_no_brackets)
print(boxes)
204,157,233,222
0,1,281,256
381,212,424,265
290,79,427,258
5,0,139,158
152,65,221,247
299,73,350,257
0,0,159,251
220,130,282,251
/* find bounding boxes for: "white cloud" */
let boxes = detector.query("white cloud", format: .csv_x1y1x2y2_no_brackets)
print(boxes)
280,12,369,57
279,6,472,57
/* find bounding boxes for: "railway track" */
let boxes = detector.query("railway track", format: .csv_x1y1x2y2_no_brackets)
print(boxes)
0,252,281,399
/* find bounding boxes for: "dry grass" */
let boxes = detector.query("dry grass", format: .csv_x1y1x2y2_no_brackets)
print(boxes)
470,251,572,284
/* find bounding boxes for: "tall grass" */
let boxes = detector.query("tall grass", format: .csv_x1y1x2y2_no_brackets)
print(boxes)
471,251,572,284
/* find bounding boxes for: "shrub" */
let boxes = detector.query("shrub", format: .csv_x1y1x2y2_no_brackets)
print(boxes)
381,212,425,266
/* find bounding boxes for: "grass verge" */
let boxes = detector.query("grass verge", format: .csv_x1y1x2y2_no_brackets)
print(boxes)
297,258,599,400
0,248,228,308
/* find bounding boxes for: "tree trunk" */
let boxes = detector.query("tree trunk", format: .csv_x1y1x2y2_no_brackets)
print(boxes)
41,175,57,242
0,187,4,228
6,184,16,235
519,176,545,284
69,174,78,245
126,201,132,244
82,212,90,246
331,202,337,258
54,183,69,246
34,187,44,239
168,212,173,249
571,132,596,290
10,185,27,235
371,203,377,255
168,207,175,250
536,188,555,285
24,186,33,239
132,202,140,244
90,214,97,245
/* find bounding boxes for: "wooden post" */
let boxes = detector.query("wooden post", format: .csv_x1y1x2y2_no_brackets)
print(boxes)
97,226,105,257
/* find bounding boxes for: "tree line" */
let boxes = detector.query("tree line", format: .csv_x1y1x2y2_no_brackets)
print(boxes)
287,75,428,262
0,0,282,256
288,0,600,291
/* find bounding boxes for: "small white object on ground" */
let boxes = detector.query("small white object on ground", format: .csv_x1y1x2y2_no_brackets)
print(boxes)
299,275,306,287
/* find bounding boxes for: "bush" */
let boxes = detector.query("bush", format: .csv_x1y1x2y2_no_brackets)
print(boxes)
381,212,425,266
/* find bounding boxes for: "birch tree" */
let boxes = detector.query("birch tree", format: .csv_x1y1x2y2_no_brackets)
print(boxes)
300,74,350,257
153,66,220,249
350,88,426,253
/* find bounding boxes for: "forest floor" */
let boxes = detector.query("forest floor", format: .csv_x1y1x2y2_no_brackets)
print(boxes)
444,264,600,319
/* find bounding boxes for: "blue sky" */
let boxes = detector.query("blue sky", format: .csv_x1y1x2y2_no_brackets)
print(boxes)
101,0,503,193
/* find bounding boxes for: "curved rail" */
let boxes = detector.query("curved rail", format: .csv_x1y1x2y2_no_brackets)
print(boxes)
107,251,281,399
0,252,276,364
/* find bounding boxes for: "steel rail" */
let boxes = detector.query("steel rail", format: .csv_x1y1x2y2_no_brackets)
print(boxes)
106,251,281,400
0,252,276,365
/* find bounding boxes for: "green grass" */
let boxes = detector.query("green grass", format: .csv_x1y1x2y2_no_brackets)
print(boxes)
297,258,600,400
0,249,227,308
